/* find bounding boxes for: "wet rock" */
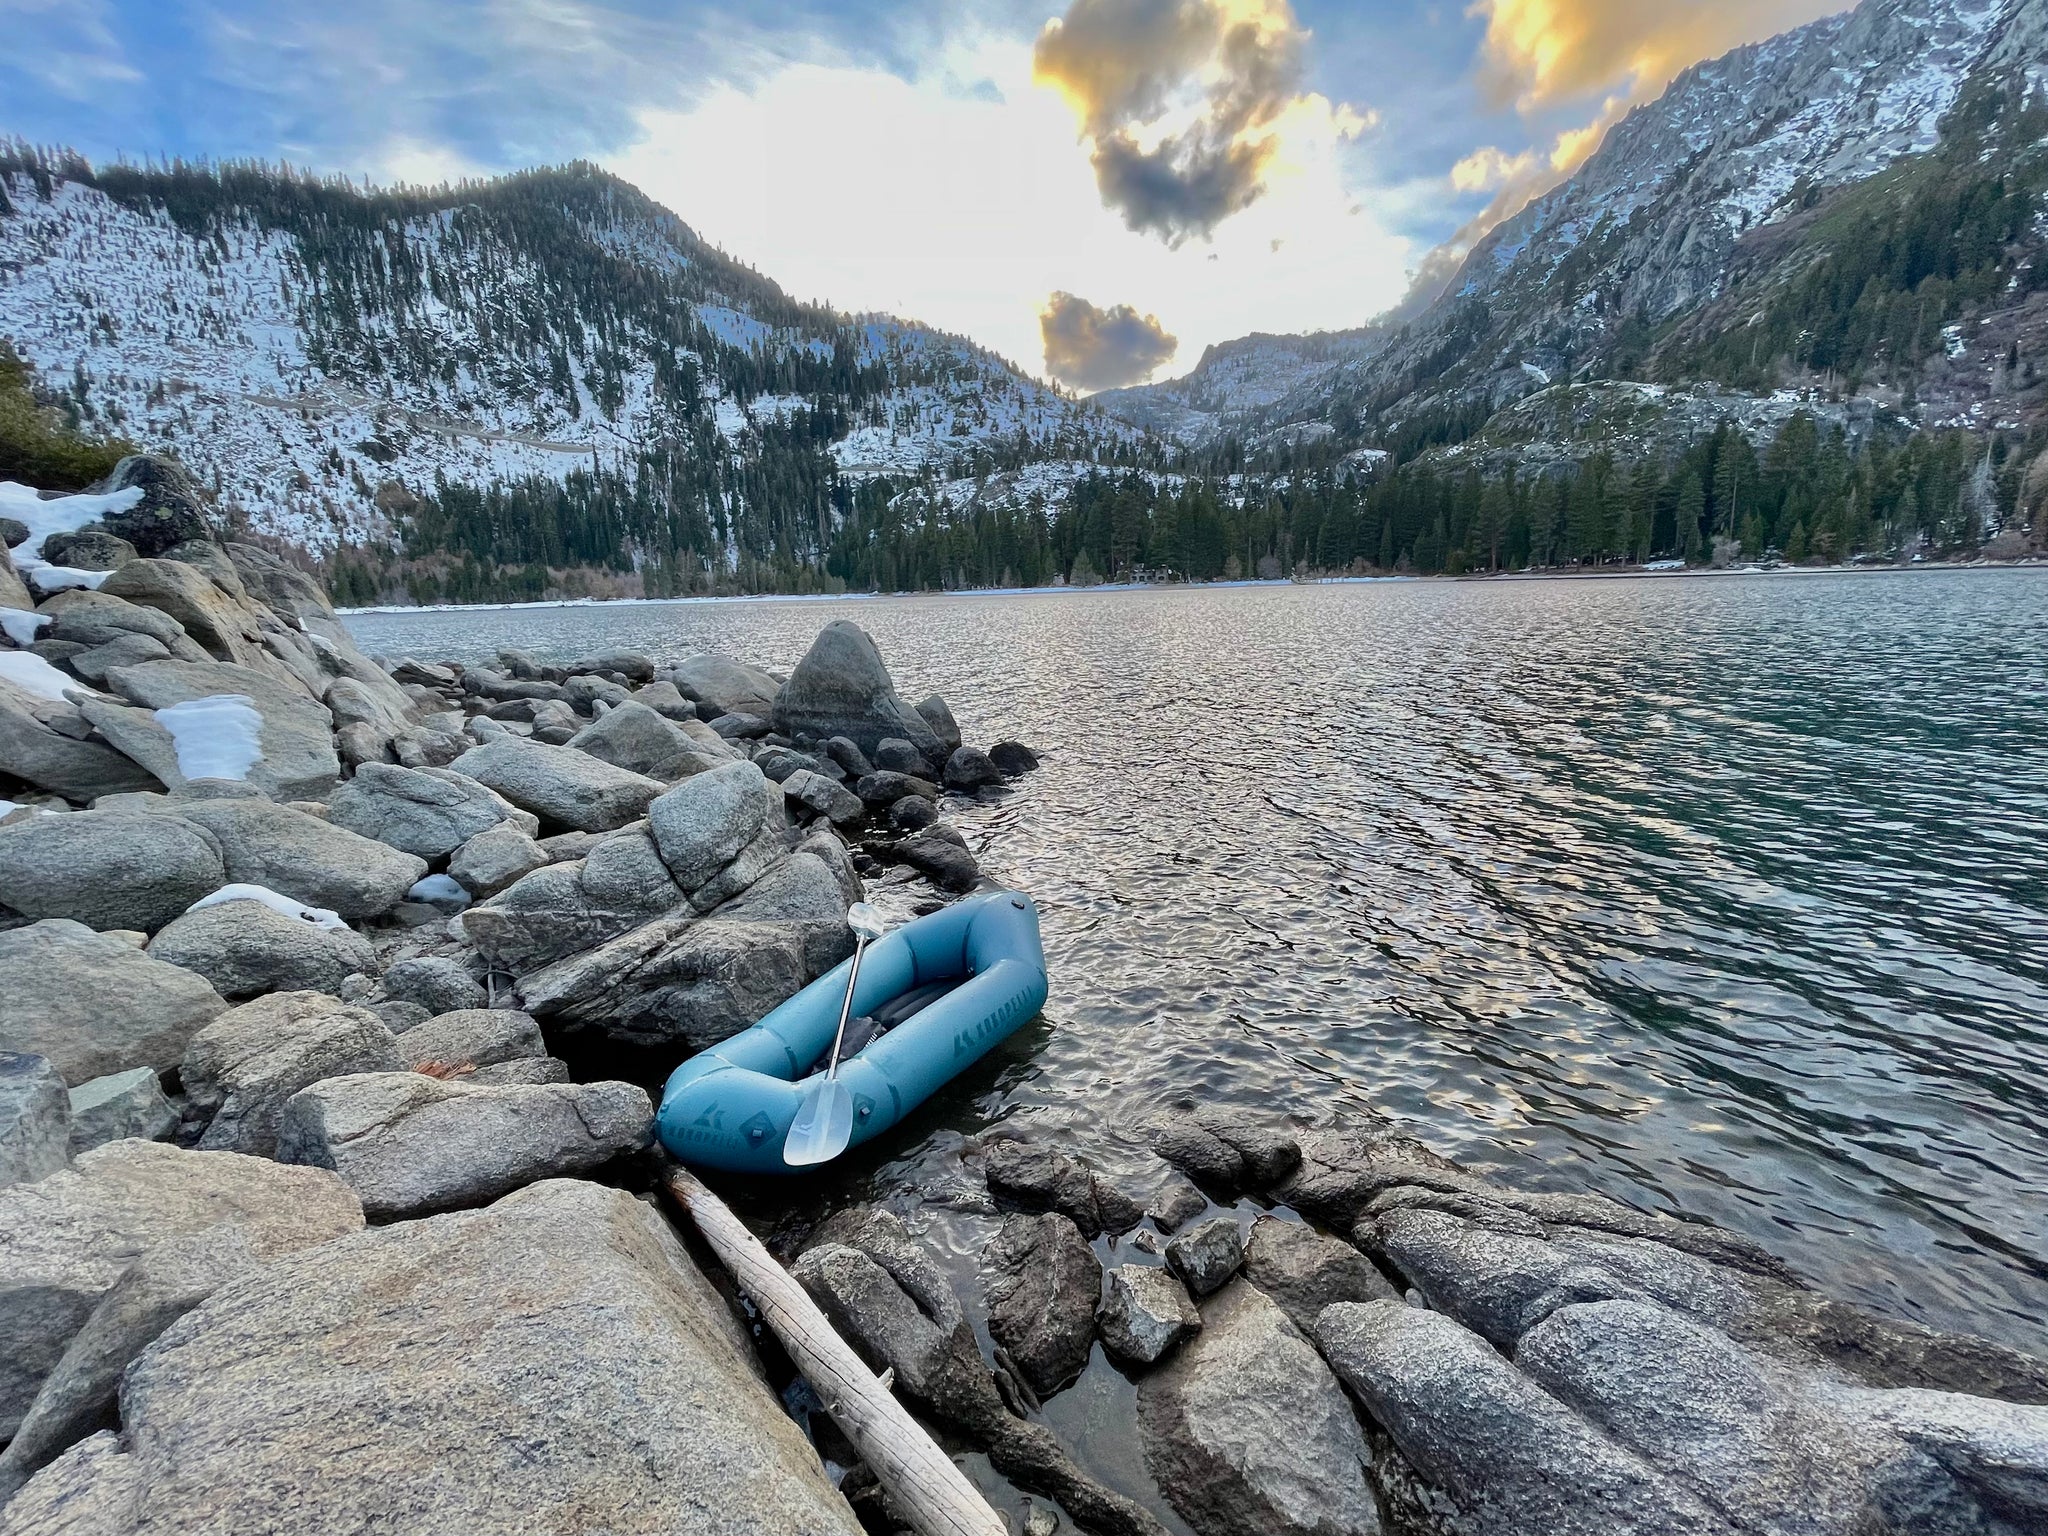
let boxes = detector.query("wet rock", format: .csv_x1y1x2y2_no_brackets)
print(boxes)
380,956,485,1016
824,735,874,777
896,826,981,892
566,700,719,781
0,1225,259,1502
984,1139,1141,1238
0,921,227,1083
783,767,865,827
6,1179,861,1536
0,1138,362,1440
181,991,402,1158
855,768,939,805
174,799,427,921
65,1068,176,1153
1166,1217,1244,1299
447,821,550,897
1099,1264,1202,1367
772,621,949,761
88,455,212,555
103,658,340,800
1316,1299,1728,1536
1139,1280,1381,1536
1146,1174,1209,1232
983,1212,1103,1398
145,899,380,1000
872,738,934,777
889,793,938,832
1241,1215,1397,1334
915,693,963,753
944,745,1005,791
326,762,538,860
989,741,1040,776
276,1072,653,1219
447,736,663,833
395,1009,545,1073
671,651,782,720
1272,1126,1477,1227
0,1053,69,1188
0,810,223,933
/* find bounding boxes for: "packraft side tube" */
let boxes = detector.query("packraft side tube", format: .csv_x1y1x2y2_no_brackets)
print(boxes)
657,890,1048,1173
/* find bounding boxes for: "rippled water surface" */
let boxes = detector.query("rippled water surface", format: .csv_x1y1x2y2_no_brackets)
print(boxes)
348,571,2048,1349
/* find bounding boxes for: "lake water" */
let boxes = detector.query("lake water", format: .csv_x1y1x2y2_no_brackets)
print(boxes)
347,569,2048,1353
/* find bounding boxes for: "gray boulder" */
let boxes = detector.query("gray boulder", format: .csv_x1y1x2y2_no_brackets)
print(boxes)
983,1138,1141,1238
326,762,538,859
172,799,427,921
872,738,934,776
40,590,193,654
102,658,340,801
39,529,136,570
0,921,227,1083
1242,1215,1397,1334
823,736,873,777
1099,1264,1202,1367
0,810,223,932
566,701,719,781
1139,1279,1381,1536
783,767,866,827
915,693,962,752
631,679,698,720
944,745,1005,791
711,850,857,976
1167,1216,1245,1299
87,455,213,555
0,1054,69,1189
1315,1299,1732,1536
467,1056,572,1086
2,1180,863,1536
448,736,663,833
380,955,485,1016
67,631,170,683
182,991,402,1158
447,821,550,897
276,1072,652,1218
772,621,948,761
146,899,380,1000
0,683,164,802
897,826,981,892
672,652,783,719
395,1009,545,1073
458,858,680,977
0,1138,362,1440
1146,1175,1209,1232
983,1212,1102,1398
646,758,774,891
66,1069,177,1154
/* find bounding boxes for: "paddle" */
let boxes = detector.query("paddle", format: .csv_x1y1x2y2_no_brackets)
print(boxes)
784,901,888,1168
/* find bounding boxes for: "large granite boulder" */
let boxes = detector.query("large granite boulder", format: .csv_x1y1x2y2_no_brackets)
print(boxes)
448,736,663,833
171,799,427,921
457,855,681,977
98,560,273,675
101,658,339,800
646,758,775,892
1138,1279,1381,1536
393,1009,545,1073
0,810,224,932
65,1069,177,1153
0,1053,69,1189
0,682,163,802
0,1138,362,1441
86,456,212,556
447,821,550,897
326,762,539,859
672,651,783,719
0,1180,862,1536
982,1211,1102,1398
566,701,721,781
379,955,485,1016
276,1072,653,1218
181,992,402,1158
0,922,227,1083
146,899,380,1000
771,621,948,761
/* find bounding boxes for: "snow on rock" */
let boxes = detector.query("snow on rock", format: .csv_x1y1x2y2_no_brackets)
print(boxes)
0,610,50,646
186,881,348,932
407,873,471,910
18,559,112,595
0,651,95,702
154,694,266,781
0,480,143,552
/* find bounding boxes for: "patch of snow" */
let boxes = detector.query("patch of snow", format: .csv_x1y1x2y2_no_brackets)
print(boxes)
153,694,265,780
0,651,93,702
0,609,50,646
1522,362,1552,386
0,481,143,553
186,882,347,931
20,561,111,595
408,873,470,909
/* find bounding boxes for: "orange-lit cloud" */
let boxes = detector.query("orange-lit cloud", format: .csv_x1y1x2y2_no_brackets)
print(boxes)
1040,290,1180,388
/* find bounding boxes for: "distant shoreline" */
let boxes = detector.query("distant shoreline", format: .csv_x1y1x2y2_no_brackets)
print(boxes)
336,557,2047,618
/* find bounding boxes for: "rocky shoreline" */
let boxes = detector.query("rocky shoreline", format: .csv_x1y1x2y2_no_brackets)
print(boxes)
2,458,2046,1535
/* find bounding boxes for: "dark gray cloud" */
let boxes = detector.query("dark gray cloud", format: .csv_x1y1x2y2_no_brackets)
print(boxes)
1040,291,1179,390
1034,0,1312,245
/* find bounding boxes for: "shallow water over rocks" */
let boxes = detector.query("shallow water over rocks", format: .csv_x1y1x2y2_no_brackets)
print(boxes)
348,569,2048,1353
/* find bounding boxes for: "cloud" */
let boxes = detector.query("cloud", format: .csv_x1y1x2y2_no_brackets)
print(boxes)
1040,290,1179,389
1397,0,1849,307
0,0,140,96
1032,0,1364,245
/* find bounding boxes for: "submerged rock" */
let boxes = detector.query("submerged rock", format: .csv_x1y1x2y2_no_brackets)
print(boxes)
983,1211,1102,1398
0,921,227,1084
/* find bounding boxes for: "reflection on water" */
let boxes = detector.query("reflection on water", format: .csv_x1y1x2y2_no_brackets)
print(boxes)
349,570,2048,1348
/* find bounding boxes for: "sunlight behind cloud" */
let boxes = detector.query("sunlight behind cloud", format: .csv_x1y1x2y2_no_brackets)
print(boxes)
605,36,1407,389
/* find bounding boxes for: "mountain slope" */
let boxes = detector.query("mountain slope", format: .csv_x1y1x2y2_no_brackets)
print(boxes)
0,153,1145,595
1102,0,2048,458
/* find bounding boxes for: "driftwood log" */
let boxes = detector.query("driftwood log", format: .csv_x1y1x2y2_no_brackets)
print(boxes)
663,1163,1008,1536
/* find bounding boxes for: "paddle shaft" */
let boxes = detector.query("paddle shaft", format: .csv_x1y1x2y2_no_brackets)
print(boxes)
824,934,870,1080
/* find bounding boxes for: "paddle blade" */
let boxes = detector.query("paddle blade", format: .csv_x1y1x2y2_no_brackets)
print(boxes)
783,1078,854,1167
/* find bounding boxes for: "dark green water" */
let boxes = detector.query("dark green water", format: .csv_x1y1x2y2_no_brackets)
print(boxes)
348,568,2048,1351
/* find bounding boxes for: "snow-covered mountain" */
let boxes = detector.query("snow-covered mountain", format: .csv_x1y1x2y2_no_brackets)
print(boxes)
1102,0,2048,455
0,156,1144,577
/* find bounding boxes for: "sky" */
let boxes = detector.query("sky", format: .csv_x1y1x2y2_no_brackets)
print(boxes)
0,0,1853,389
